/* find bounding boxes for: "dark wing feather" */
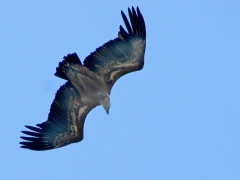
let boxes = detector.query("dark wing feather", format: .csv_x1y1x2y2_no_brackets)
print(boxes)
83,6,146,88
20,82,92,151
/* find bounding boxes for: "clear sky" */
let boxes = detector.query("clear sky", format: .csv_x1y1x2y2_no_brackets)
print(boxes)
1,1,239,179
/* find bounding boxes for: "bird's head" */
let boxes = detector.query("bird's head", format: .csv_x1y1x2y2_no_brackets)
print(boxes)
55,53,82,80
62,62,82,78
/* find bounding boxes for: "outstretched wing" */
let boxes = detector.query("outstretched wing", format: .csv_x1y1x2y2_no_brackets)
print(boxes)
20,82,93,151
83,7,146,88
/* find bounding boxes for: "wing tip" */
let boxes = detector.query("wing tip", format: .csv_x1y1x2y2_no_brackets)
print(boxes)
119,6,146,39
20,124,52,151
19,144,54,151
19,136,54,151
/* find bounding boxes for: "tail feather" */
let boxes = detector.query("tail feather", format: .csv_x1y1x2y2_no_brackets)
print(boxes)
55,53,82,80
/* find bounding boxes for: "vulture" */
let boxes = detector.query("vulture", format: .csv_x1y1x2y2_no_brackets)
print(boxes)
20,6,146,151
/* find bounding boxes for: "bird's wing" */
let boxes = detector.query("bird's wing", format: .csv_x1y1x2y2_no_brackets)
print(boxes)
83,7,146,88
20,82,93,151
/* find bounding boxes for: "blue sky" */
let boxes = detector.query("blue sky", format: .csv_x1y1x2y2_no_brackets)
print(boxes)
1,1,239,179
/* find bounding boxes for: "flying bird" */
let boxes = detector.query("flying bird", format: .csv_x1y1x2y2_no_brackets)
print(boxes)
20,6,146,151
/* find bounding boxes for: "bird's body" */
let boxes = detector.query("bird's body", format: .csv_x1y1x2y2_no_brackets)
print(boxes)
63,58,110,113
20,6,146,150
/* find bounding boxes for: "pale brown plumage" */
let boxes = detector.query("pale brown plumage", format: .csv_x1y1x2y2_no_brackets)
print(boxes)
20,6,146,150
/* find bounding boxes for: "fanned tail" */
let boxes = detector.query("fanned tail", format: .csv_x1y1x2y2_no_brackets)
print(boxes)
55,53,82,80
